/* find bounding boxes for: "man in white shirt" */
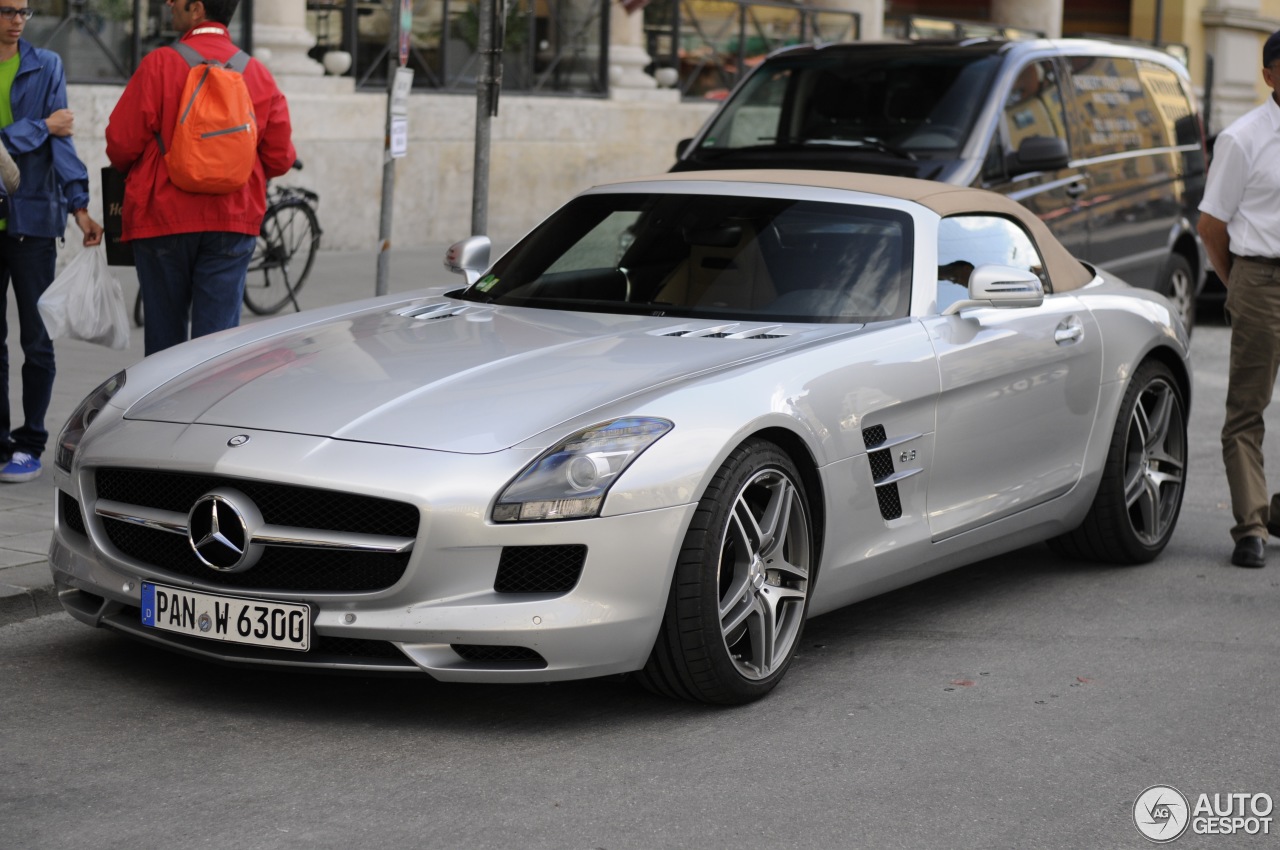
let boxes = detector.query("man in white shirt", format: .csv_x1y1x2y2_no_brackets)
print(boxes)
1198,28,1280,568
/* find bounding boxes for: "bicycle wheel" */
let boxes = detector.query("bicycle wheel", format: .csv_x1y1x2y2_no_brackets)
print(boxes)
243,200,320,316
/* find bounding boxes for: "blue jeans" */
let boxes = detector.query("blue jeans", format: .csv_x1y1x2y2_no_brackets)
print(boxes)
0,234,58,460
133,232,256,356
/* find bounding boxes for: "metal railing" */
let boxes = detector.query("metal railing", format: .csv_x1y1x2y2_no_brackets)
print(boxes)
644,0,860,99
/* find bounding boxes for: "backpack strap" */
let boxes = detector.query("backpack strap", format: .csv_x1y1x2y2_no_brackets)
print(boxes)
171,42,251,73
171,41,207,68
225,50,251,74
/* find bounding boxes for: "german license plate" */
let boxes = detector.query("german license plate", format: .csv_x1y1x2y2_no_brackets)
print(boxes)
141,582,310,651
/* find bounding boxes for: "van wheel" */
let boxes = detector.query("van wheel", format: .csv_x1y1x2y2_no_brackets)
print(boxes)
1158,254,1195,334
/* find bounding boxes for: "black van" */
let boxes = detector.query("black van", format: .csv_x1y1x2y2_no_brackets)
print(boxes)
671,39,1208,328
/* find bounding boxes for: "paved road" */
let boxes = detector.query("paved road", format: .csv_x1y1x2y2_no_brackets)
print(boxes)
3,308,1278,849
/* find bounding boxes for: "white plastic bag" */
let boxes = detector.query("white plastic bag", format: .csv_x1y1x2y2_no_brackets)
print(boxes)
37,244,130,350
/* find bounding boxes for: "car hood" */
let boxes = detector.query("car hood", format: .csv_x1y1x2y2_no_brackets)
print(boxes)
125,299,815,453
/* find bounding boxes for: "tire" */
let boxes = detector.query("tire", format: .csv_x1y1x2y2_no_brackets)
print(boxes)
637,440,814,704
243,201,320,316
1050,360,1187,564
1157,254,1196,335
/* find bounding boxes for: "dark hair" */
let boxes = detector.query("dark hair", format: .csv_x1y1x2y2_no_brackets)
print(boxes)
199,0,240,26
1265,29,1280,68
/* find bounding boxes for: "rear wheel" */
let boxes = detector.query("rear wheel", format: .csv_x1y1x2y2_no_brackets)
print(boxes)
243,201,320,315
1158,254,1196,334
1050,360,1186,563
637,440,813,704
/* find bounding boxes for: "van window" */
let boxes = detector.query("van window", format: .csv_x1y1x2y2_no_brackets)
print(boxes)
1000,60,1069,162
692,50,1002,157
937,215,1048,309
714,66,794,149
1065,57,1157,158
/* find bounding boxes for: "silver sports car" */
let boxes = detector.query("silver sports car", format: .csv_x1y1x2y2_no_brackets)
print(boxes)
49,171,1190,704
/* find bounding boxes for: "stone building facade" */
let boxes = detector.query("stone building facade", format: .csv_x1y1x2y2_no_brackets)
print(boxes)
61,0,1280,254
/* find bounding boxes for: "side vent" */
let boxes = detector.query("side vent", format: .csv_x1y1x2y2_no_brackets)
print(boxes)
862,425,923,522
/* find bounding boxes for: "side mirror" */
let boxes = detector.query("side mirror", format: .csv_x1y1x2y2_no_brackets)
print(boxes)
1011,136,1070,172
444,235,491,286
675,138,693,159
942,264,1045,315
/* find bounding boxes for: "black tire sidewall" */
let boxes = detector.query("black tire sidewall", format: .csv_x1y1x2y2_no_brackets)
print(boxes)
1100,361,1186,561
676,440,813,702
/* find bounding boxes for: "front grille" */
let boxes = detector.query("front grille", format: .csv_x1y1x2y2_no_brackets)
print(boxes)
451,644,547,666
312,635,406,660
95,468,418,537
93,468,419,593
103,520,411,591
60,491,87,536
494,545,586,594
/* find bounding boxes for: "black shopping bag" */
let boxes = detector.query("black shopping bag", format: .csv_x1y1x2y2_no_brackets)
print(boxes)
101,166,134,267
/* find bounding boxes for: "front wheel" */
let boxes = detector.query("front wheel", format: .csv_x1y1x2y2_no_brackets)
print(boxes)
637,440,814,704
243,201,320,316
1050,360,1187,563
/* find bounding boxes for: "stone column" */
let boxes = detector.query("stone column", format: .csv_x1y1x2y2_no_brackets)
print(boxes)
991,0,1062,38
253,0,325,79
609,0,660,93
1201,1,1280,134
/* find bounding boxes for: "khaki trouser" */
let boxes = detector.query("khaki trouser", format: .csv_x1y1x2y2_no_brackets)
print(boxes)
1222,256,1280,541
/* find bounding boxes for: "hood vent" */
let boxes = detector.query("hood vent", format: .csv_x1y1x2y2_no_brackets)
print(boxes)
391,302,471,321
656,324,792,341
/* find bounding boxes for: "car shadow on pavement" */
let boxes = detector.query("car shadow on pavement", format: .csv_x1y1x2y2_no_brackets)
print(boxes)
36,540,1157,725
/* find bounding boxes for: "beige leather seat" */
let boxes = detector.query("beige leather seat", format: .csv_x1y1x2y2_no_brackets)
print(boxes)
656,224,776,310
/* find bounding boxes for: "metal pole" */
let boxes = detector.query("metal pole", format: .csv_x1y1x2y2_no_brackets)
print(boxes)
131,0,142,72
471,0,499,236
1153,0,1164,46
376,9,401,296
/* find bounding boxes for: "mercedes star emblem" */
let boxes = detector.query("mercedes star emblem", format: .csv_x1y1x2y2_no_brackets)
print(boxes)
187,489,265,572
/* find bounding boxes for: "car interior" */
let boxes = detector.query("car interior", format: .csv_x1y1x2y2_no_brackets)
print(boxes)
473,196,915,323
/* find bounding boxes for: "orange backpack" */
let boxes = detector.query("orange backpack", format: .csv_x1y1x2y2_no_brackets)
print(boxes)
161,43,258,195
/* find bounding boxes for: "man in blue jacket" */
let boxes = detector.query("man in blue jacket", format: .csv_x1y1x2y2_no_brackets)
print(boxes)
0,0,103,483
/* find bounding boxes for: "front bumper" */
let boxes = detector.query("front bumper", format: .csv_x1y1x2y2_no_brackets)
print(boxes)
50,421,696,683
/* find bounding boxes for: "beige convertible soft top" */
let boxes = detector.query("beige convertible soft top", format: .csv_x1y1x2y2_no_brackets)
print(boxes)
615,170,1095,293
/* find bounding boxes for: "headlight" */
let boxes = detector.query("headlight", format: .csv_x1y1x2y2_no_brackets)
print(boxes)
55,371,126,472
493,417,672,522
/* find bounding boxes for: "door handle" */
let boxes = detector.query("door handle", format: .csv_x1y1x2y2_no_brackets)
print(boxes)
1055,317,1084,345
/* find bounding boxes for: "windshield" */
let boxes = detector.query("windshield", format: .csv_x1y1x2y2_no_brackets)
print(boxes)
459,193,914,324
692,49,1002,159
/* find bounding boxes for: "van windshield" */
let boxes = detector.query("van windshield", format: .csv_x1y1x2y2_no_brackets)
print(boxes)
689,48,1003,162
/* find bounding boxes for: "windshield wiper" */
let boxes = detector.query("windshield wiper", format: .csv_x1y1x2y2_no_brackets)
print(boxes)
802,137,917,160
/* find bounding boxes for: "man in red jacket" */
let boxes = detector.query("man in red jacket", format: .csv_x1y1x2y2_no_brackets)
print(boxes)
106,0,295,356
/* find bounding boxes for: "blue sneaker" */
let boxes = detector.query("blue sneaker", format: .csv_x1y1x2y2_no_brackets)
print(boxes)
0,452,41,483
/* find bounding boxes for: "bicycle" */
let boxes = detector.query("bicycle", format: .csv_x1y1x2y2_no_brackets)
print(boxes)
132,160,322,325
